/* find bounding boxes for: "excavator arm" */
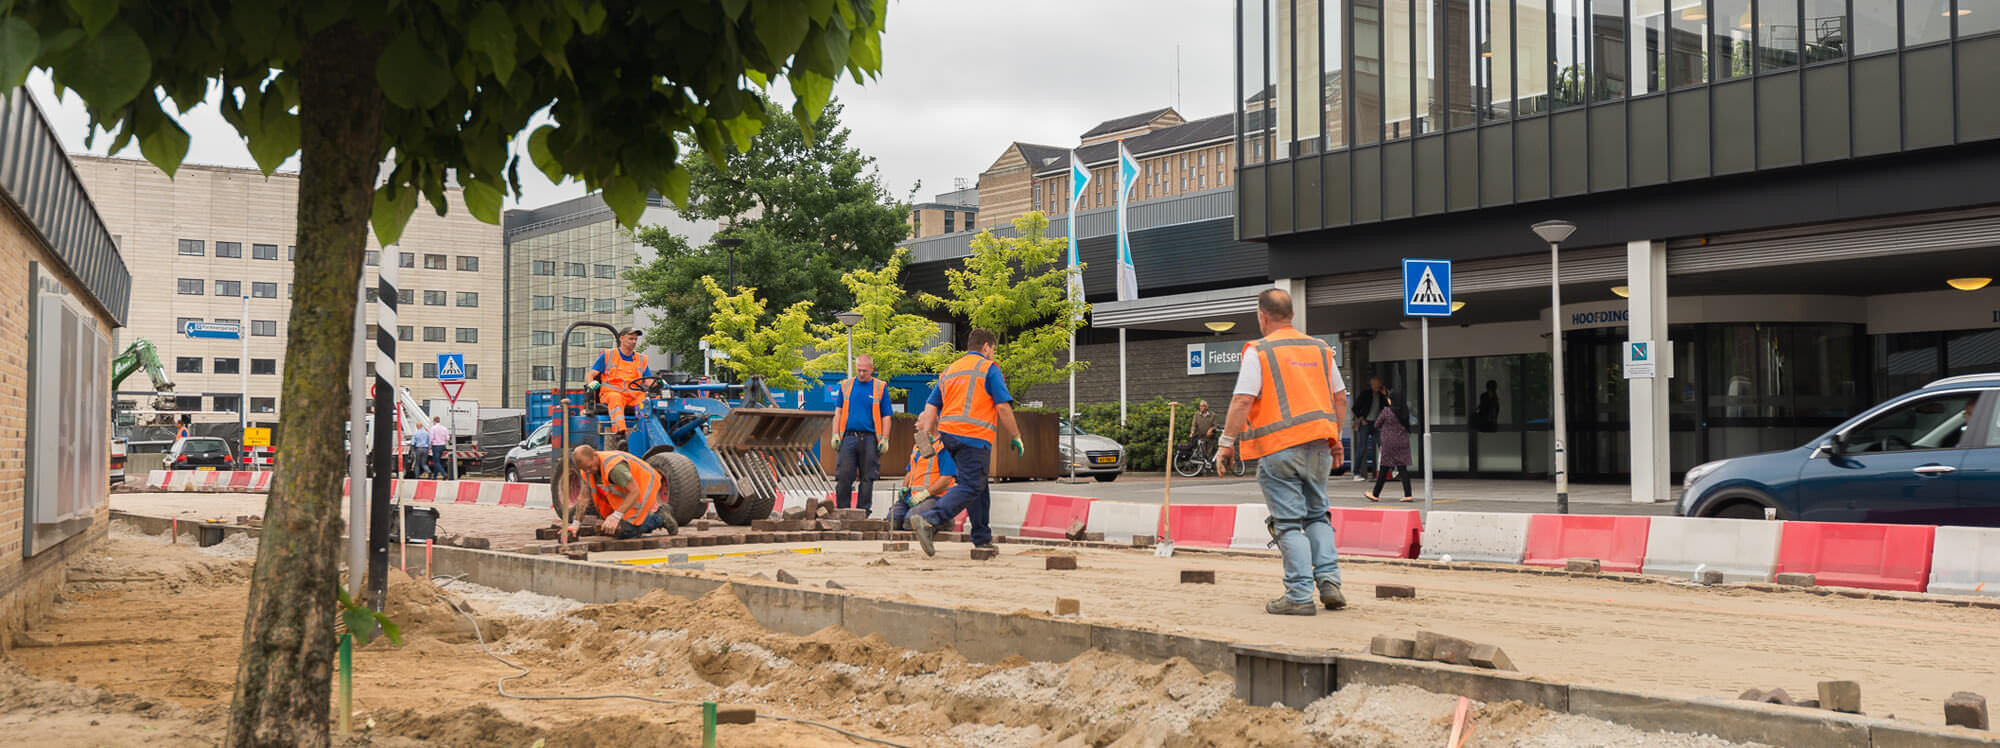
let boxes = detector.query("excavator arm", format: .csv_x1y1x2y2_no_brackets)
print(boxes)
111,339,174,393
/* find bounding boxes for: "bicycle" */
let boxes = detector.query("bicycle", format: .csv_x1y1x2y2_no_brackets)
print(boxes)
1172,430,1245,477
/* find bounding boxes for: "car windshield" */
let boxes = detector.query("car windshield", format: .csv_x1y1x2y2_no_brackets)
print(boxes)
1058,420,1089,436
181,438,228,455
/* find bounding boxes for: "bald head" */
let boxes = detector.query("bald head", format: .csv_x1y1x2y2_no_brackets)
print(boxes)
571,444,600,472
1257,288,1294,335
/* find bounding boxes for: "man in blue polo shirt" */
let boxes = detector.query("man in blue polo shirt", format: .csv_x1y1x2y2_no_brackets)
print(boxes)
833,355,894,511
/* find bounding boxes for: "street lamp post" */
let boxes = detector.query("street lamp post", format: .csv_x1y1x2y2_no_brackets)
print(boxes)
1532,220,1577,515
716,236,744,289
836,309,862,376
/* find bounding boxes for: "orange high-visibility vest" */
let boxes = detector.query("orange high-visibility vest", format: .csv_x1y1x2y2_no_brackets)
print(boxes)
834,377,890,436
1239,327,1341,460
937,353,999,443
592,451,661,520
906,441,956,493
598,348,649,392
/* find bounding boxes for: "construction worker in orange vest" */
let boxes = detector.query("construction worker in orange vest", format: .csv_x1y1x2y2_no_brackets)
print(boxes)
908,328,1020,557
1215,288,1349,616
832,354,893,511
566,445,677,539
586,328,651,438
891,432,956,531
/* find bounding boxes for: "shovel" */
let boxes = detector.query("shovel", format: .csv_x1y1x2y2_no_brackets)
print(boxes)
1156,401,1180,558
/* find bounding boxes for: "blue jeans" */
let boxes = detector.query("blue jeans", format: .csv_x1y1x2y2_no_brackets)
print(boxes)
1258,439,1340,603
612,508,671,539
923,433,991,545
890,494,938,531
431,445,449,477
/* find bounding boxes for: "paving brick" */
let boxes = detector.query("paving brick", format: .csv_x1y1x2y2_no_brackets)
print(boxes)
1413,631,1440,661
565,551,589,561
1056,598,1080,616
1430,635,1475,666
585,541,608,552
1469,644,1516,671
1066,520,1087,540
695,520,713,531
535,527,560,540
1375,584,1416,599
1369,635,1416,659
1774,572,1817,587
883,542,909,552
1045,555,1078,570
781,507,811,520
832,508,868,521
826,580,846,590
1946,692,1989,730
1698,568,1725,585
1816,681,1860,713
971,548,999,561
1565,558,1602,573
750,519,787,531
715,705,756,725
848,519,889,532
775,569,799,584
1081,532,1105,542
667,537,688,548
611,539,642,551
1132,534,1157,547
639,538,664,550
1180,570,1215,584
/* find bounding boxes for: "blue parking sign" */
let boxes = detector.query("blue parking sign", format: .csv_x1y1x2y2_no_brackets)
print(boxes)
1403,259,1453,317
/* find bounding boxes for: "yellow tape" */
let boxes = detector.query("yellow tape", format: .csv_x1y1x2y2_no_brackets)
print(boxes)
616,546,823,566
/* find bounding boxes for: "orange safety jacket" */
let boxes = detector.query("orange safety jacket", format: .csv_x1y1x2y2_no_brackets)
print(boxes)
906,441,956,494
1239,327,1341,460
834,377,890,437
597,348,649,396
937,353,999,444
592,451,661,520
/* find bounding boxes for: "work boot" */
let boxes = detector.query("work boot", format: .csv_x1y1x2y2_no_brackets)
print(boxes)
908,513,937,557
972,542,997,551
1265,596,1317,616
1317,578,1347,610
661,512,680,536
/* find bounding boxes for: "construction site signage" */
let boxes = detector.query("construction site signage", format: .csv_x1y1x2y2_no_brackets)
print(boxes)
242,427,271,447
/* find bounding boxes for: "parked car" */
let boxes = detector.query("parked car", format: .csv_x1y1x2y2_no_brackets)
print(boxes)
504,420,557,483
1057,419,1124,482
1679,373,2000,526
168,436,237,470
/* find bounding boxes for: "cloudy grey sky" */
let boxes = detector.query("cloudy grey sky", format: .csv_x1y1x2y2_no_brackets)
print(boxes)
29,1,1235,211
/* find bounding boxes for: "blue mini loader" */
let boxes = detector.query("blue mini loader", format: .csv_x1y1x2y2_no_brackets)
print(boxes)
548,322,833,528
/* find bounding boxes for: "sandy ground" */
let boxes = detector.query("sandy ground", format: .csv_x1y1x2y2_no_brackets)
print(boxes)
590,539,2000,726
114,491,568,549
0,524,1765,747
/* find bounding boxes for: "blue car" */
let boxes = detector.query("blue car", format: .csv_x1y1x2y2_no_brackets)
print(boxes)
1680,373,2000,526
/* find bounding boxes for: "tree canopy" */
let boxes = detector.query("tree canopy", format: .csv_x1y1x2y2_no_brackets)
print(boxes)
921,212,1089,393
699,275,823,390
628,97,909,363
806,248,951,376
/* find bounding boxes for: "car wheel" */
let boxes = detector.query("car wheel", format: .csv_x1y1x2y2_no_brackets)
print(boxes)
505,466,520,483
1093,472,1119,483
1710,501,1770,520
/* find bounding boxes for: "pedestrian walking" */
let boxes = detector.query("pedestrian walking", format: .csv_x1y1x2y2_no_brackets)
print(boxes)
833,354,892,511
891,433,955,531
1364,390,1415,502
908,328,1021,557
409,422,433,478
1350,376,1384,481
1215,288,1349,616
429,419,450,479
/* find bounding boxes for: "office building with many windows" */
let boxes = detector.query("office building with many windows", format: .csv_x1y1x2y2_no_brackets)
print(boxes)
71,156,504,418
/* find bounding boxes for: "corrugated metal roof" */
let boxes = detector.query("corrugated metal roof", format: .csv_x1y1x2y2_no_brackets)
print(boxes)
0,89,130,324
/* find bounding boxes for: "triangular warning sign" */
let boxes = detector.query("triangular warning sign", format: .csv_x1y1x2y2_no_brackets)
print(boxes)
439,357,464,378
1409,267,1447,306
440,380,464,402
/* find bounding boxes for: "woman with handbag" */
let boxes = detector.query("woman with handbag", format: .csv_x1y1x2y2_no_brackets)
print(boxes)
1364,390,1415,502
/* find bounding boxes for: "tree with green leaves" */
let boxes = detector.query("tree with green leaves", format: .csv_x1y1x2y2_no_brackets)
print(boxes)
921,211,1089,393
627,96,910,363
1,1,887,743
701,276,823,391
807,247,950,376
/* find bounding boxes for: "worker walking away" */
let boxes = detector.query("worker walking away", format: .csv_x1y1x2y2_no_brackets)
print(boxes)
1215,289,1349,616
567,445,678,539
908,328,1021,557
586,328,651,443
410,421,434,478
891,433,955,531
428,418,450,479
833,354,893,511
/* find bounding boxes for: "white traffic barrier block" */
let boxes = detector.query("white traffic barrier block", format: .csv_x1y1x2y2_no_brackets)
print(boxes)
1419,511,1531,564
1231,503,1274,550
1087,500,1163,544
1640,516,1782,583
1928,525,2000,597
986,491,1033,538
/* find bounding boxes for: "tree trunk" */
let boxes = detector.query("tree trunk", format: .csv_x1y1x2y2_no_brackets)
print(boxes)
226,22,385,748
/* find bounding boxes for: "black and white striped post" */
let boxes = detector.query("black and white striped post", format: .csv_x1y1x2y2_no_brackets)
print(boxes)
367,245,399,611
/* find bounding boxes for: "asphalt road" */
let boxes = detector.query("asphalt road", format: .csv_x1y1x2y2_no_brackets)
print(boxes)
996,472,1680,516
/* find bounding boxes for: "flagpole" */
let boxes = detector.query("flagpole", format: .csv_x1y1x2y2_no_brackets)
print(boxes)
1067,151,1090,480
1114,141,1140,427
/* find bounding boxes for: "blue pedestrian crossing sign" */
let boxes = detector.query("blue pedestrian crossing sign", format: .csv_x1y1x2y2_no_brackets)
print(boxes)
1403,259,1453,317
436,353,466,382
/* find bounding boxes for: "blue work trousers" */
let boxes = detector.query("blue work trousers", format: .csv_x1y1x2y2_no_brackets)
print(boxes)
922,433,991,545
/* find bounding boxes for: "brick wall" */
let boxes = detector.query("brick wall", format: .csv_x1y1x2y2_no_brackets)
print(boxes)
1015,336,1240,413
0,201,114,651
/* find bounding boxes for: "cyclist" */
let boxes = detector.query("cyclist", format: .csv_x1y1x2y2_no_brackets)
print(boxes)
1188,399,1219,461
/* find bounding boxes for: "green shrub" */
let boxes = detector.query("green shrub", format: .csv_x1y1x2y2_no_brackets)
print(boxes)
1073,397,1189,472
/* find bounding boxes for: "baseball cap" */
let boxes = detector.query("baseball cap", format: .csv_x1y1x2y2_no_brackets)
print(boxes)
618,327,644,337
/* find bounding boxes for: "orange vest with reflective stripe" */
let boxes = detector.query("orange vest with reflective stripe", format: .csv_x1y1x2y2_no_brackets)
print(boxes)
834,377,890,436
937,353,999,443
592,451,661,519
906,441,956,493
1240,327,1341,460
598,348,649,391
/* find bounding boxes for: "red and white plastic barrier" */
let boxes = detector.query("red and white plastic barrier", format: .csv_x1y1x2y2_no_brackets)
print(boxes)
146,470,273,492
1775,520,1935,592
242,446,277,467
1523,514,1652,573
339,478,551,510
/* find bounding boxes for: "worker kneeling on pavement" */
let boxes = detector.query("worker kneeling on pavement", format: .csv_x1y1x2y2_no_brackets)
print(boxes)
891,434,956,531
568,445,678,539
586,328,650,437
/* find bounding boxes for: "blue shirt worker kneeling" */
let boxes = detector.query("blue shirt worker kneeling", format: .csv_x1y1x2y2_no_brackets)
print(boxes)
892,434,956,531
833,354,894,511
907,328,1020,557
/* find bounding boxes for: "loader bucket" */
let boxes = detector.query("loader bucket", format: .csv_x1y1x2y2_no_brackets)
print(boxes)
706,407,835,511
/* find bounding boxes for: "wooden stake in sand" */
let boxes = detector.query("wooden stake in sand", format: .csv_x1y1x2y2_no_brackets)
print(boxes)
1156,401,1180,558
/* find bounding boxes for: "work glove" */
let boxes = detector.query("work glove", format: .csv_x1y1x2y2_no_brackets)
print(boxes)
877,437,888,455
586,381,601,397
833,435,842,449
1010,437,1024,457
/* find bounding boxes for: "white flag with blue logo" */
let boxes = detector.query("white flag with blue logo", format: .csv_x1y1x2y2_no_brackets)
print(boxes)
1067,150,1090,304
1115,140,1140,301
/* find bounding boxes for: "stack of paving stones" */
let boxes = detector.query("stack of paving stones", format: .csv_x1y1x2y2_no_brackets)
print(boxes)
1368,631,1517,671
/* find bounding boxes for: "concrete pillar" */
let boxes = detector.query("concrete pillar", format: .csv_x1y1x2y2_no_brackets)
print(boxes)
1626,240,1671,503
1274,277,1308,332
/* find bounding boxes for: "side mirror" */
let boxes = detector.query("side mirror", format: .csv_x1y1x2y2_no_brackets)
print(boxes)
1829,433,1848,455
518,439,530,449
